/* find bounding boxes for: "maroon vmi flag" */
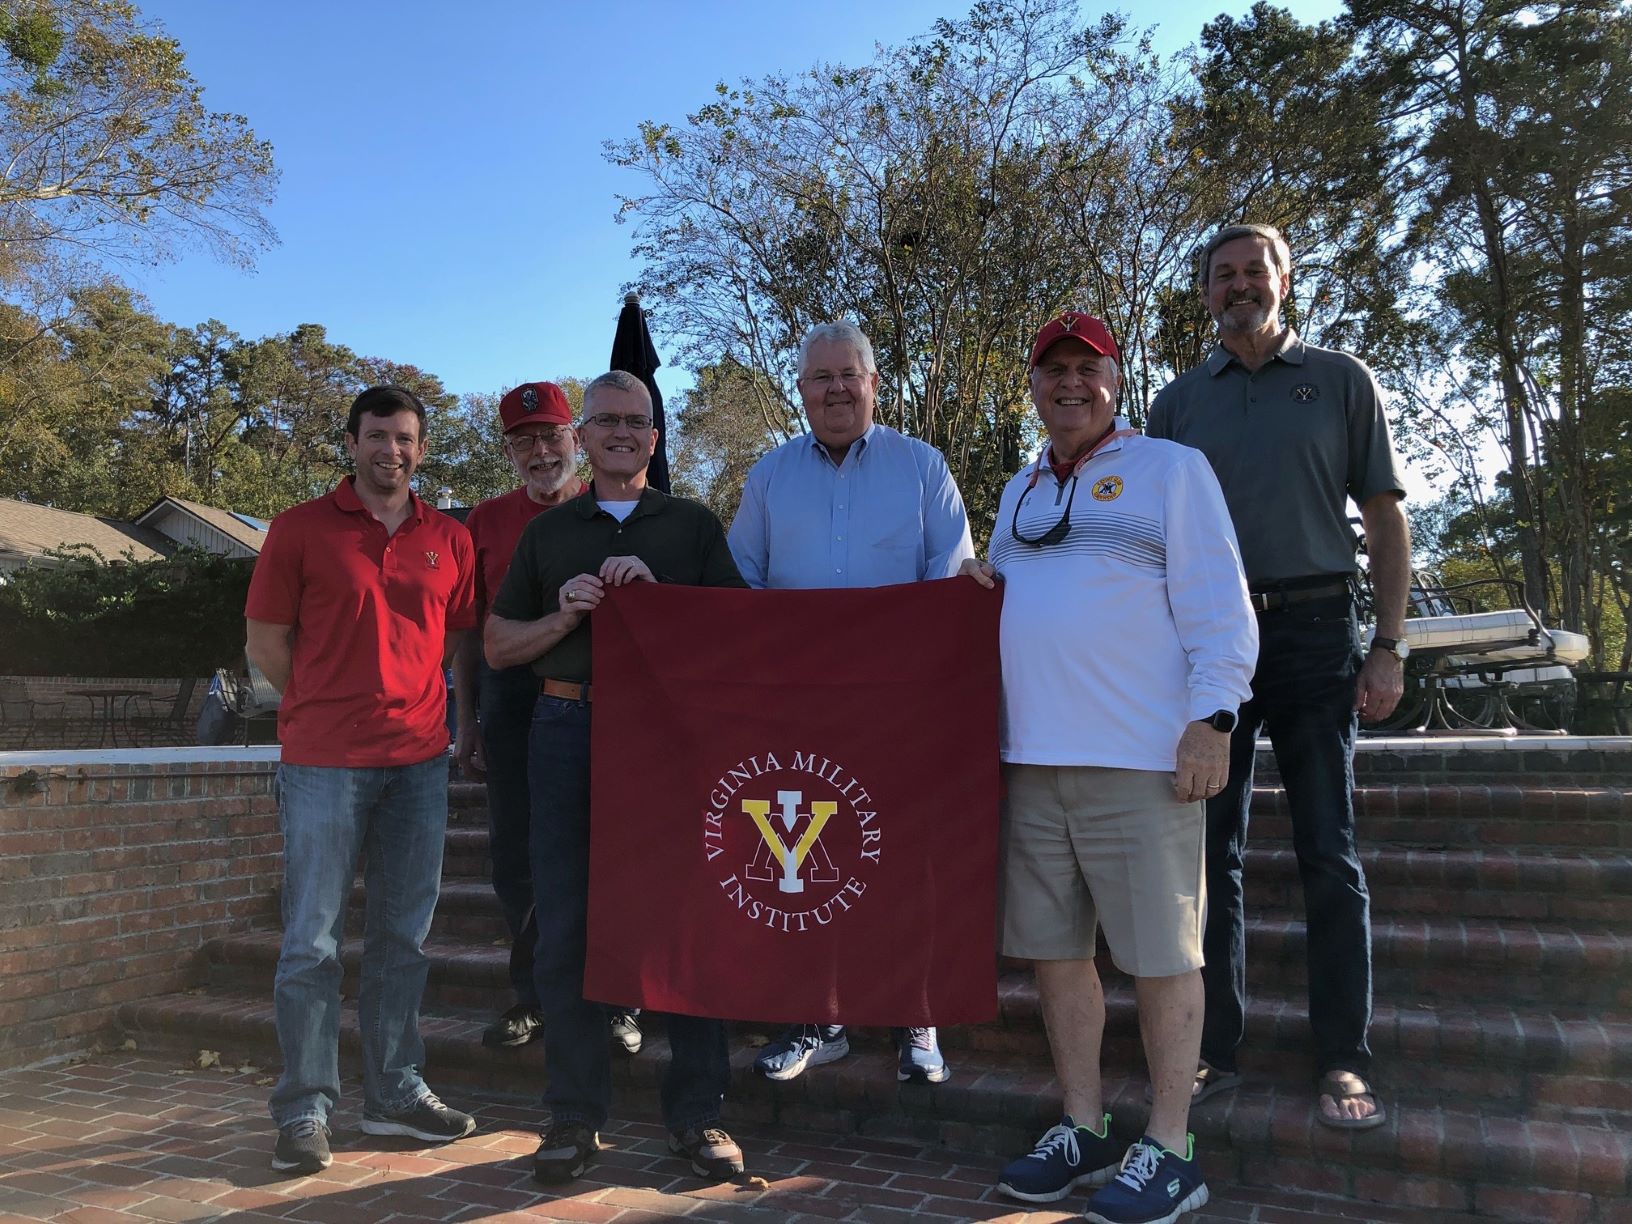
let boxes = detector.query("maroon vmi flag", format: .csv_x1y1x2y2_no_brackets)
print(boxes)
584,578,1002,1026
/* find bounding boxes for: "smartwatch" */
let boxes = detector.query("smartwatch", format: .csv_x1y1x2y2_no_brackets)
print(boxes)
1202,709,1238,733
1370,636,1410,661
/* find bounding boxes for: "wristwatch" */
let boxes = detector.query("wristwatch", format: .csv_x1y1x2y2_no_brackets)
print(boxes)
1202,709,1238,733
1370,635,1410,661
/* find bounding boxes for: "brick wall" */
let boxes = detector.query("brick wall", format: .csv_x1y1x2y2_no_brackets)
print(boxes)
0,758,280,1070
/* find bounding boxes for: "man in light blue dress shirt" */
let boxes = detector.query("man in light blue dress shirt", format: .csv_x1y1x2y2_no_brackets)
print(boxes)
727,320,975,1085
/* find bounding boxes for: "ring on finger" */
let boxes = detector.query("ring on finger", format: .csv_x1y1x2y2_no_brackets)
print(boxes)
566,590,577,603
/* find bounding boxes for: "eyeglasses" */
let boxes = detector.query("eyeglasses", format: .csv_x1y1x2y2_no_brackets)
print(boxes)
506,427,571,450
581,412,653,430
1010,474,1079,547
799,370,871,389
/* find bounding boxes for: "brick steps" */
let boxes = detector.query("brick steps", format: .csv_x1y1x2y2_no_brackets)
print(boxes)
116,987,1632,1222
1245,847,1632,925
1247,916,1629,1010
424,846,1632,931
194,930,1630,1123
111,752,1632,1222
447,779,1632,852
332,877,1632,1011
1247,785,1632,850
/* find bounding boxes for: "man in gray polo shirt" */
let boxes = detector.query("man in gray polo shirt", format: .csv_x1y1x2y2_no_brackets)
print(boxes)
1147,223,1410,1131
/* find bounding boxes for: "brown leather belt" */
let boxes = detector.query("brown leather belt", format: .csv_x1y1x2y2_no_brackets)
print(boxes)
1248,578,1351,613
541,678,591,702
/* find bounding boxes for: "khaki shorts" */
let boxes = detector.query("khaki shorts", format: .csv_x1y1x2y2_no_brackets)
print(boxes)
999,763,1205,977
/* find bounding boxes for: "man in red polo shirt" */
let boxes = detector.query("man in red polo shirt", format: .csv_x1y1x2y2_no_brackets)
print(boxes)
453,382,647,1054
246,385,478,1177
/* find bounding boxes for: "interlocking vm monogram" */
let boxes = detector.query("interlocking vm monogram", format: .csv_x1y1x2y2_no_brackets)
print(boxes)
703,750,881,935
741,790,839,894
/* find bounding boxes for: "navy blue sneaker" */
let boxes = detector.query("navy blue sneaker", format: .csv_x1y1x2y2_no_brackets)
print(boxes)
753,1024,849,1081
1085,1134,1209,1224
996,1113,1122,1202
895,1026,950,1083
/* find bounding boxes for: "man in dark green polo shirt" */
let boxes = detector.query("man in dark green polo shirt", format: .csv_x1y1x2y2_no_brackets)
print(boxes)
485,369,747,1186
1147,223,1410,1133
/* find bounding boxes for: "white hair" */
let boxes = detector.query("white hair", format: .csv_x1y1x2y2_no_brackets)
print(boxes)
797,321,877,377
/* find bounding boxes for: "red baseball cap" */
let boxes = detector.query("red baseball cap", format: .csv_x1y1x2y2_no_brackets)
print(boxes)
498,381,573,432
1029,312,1119,366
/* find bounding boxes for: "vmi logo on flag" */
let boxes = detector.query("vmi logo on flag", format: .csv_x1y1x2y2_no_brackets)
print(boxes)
584,580,1000,1026
703,751,881,934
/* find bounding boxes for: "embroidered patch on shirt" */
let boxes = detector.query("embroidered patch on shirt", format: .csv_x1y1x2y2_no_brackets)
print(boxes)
1291,383,1320,403
1091,475,1124,502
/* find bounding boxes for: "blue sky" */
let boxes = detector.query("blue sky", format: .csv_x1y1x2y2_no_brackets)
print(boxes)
130,1,1344,406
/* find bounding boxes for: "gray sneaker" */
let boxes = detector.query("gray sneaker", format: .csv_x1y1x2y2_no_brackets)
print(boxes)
359,1091,476,1143
668,1124,745,1180
753,1023,849,1081
271,1118,332,1174
609,1009,643,1055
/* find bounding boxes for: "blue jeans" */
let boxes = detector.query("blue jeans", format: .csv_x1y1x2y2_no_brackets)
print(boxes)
269,755,449,1126
479,661,542,1008
1200,592,1373,1078
528,695,729,1132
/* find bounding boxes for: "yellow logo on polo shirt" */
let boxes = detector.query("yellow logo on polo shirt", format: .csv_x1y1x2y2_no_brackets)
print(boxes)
1091,475,1124,502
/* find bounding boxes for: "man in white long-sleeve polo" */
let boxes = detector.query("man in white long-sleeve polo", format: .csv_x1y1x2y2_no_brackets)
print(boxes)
965,312,1256,1224
727,320,974,1085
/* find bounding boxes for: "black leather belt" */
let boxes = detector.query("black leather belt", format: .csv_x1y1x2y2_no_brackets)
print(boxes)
541,678,591,702
1248,579,1351,613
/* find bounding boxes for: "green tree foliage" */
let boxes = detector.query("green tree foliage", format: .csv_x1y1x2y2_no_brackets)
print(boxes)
0,0,277,278
0,545,255,674
0,292,544,517
609,0,1215,542
1169,3,1415,366
668,358,790,523
1347,0,1632,660
611,0,1628,661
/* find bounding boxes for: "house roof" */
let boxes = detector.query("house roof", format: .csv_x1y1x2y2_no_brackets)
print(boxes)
133,495,268,554
0,498,169,567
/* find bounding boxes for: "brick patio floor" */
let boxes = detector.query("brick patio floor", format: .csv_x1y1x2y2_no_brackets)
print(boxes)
0,1052,1478,1223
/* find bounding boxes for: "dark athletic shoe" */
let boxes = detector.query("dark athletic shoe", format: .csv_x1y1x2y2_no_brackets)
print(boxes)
668,1125,746,1180
358,1092,476,1143
997,1114,1122,1202
271,1118,332,1174
1085,1134,1210,1224
534,1122,599,1184
482,1003,544,1048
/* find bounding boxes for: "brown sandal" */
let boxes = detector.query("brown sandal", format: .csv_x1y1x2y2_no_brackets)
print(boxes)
1145,1062,1241,1105
1317,1070,1387,1130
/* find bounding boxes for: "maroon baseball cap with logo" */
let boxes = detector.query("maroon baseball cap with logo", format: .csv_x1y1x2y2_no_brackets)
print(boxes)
498,381,573,432
1029,312,1120,367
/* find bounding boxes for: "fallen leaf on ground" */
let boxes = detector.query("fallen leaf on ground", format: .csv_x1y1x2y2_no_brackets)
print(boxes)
195,1049,220,1068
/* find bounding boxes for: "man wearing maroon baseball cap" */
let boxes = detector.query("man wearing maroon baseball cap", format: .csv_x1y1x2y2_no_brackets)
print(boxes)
453,382,612,1052
964,310,1255,1223
1027,310,1120,369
